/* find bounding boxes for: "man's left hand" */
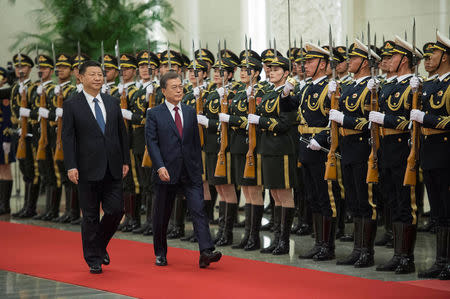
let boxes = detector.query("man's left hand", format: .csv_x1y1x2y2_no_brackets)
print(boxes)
122,165,129,178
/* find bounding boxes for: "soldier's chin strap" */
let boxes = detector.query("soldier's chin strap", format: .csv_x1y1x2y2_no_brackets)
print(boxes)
435,51,445,72
395,55,405,73
354,57,366,76
312,58,322,78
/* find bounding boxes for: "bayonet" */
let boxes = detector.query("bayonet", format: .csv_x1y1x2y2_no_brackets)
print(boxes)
77,41,81,70
101,41,107,86
367,22,374,79
405,30,408,41
345,35,349,63
167,41,172,70
51,43,57,77
36,44,42,82
287,0,292,74
115,40,123,85
224,39,227,52
300,36,305,73
329,25,336,80
192,39,199,87
218,40,225,87
17,48,24,80
249,38,252,50
274,38,277,61
412,18,418,76
269,39,272,49
147,39,152,77
245,35,251,76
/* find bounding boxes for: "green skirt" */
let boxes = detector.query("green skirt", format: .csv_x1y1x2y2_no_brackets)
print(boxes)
261,154,297,189
231,153,261,186
206,152,232,185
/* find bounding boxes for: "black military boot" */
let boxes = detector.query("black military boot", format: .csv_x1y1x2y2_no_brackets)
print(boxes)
232,204,251,249
376,222,402,271
313,216,337,261
261,194,274,231
20,183,39,218
417,217,436,233
209,185,219,224
54,185,71,223
216,202,237,246
33,185,52,220
299,213,323,259
354,218,377,268
167,196,186,239
43,187,62,221
336,196,346,239
244,204,264,251
68,185,81,224
261,205,282,254
12,181,30,218
438,227,450,280
0,180,12,215
418,226,447,278
273,207,295,255
297,201,312,236
123,194,140,232
204,199,215,224
213,201,226,243
291,189,301,234
134,193,152,234
395,223,417,274
119,193,132,231
375,205,393,246
337,217,362,265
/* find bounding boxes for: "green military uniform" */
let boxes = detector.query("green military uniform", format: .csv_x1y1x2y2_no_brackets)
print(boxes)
10,53,41,218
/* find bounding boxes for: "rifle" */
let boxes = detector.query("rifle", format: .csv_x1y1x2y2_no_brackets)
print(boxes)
115,40,128,128
54,44,64,161
324,25,339,181
214,40,228,178
142,40,154,168
16,50,28,160
403,19,420,186
101,40,109,94
366,22,380,184
193,39,205,147
36,46,49,161
243,35,256,179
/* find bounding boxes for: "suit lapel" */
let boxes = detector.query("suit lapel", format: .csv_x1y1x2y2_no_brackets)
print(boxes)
79,93,103,135
162,103,181,139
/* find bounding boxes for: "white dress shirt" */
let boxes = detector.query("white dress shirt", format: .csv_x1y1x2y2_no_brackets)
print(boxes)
83,89,106,123
165,100,183,127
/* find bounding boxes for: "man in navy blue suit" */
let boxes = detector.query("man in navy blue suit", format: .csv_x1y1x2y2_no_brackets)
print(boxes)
145,71,221,268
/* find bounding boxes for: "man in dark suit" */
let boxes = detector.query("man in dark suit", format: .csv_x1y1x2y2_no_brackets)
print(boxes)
62,60,130,274
146,71,221,268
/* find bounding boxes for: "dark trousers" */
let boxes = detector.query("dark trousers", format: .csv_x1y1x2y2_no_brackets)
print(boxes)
78,168,124,267
423,168,450,227
152,168,213,257
342,162,376,220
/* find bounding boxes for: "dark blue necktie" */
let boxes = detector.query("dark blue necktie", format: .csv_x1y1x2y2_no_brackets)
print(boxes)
93,98,105,133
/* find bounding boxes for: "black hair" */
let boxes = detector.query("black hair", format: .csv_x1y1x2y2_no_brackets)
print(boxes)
79,60,102,75
160,70,182,89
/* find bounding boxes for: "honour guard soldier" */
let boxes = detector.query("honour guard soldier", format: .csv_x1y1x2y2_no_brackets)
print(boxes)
117,53,141,232
0,67,15,215
100,54,119,95
51,53,78,223
11,53,41,218
248,54,297,255
195,48,215,90
329,39,380,268
412,31,450,280
373,40,397,247
72,53,90,93
369,36,423,274
32,54,60,221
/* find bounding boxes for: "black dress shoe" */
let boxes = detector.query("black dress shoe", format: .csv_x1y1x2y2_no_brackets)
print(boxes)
199,250,222,268
102,252,110,265
155,256,167,266
89,265,102,274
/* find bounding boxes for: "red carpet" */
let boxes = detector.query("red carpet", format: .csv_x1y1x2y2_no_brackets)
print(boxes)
0,221,449,299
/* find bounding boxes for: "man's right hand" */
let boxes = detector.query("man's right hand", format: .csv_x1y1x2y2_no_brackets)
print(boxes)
68,169,79,185
157,167,170,182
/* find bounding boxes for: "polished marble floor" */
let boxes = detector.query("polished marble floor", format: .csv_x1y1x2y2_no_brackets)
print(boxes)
0,188,439,298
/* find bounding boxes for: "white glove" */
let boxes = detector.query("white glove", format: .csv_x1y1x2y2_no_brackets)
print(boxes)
217,87,225,99
328,80,337,98
367,78,380,92
248,114,260,125
121,109,133,120
246,86,253,98
101,84,109,94
54,85,61,95
76,83,83,93
368,111,385,125
410,76,420,92
18,83,27,94
306,139,321,151
193,87,200,99
410,109,425,124
56,108,63,118
3,142,11,155
118,83,124,95
36,84,43,96
283,80,294,97
218,113,230,123
146,84,154,95
299,80,306,91
38,107,49,119
19,107,31,118
329,109,344,125
17,128,21,136
197,115,209,128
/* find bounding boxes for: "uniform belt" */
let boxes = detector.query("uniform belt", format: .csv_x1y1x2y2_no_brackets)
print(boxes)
339,128,362,136
132,124,144,129
421,127,450,135
380,128,406,136
298,125,329,135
